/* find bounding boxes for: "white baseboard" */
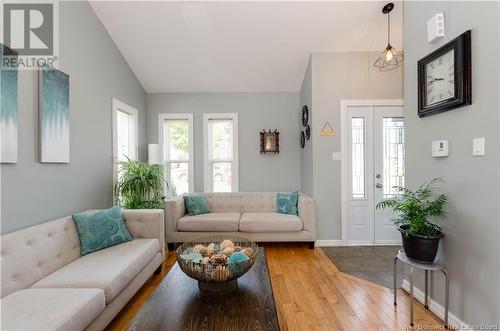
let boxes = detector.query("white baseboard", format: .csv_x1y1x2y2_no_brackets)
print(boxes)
347,240,373,246
373,240,402,245
401,279,469,329
315,240,343,247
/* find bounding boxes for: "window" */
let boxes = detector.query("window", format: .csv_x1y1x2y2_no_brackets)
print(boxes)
351,117,365,199
112,99,138,184
203,113,238,192
383,117,405,198
159,114,194,195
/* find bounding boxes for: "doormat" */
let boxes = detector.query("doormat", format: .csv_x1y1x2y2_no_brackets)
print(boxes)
321,246,404,288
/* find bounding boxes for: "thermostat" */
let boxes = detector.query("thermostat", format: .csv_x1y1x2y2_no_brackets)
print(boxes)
427,13,445,42
432,140,449,157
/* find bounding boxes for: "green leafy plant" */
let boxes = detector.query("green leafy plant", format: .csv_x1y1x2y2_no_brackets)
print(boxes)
376,178,446,238
114,158,168,209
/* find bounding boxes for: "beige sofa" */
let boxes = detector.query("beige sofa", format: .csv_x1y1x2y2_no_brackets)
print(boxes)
0,209,164,331
165,192,315,249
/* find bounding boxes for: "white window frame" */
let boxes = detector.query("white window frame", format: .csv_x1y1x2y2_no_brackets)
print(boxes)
158,113,194,194
203,113,239,192
112,98,139,185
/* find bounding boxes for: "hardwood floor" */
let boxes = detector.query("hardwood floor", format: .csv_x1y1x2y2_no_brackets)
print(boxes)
106,244,445,331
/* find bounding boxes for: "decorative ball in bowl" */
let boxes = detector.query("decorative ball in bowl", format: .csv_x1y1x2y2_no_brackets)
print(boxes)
176,235,258,291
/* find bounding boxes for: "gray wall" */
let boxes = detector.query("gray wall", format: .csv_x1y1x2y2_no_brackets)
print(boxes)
404,1,500,325
306,52,403,240
0,2,146,234
299,58,314,197
147,93,301,192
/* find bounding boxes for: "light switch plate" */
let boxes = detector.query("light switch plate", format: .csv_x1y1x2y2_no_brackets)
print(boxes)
432,140,449,157
473,137,485,156
332,152,341,161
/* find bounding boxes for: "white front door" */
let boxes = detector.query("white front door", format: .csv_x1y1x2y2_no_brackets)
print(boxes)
344,101,405,245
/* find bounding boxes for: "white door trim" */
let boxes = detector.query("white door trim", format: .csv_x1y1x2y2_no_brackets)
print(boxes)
340,99,404,246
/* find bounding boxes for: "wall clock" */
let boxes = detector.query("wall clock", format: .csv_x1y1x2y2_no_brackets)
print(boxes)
301,105,309,127
418,30,471,117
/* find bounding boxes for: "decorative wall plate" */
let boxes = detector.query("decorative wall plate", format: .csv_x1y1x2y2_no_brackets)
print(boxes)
301,105,309,127
305,125,311,140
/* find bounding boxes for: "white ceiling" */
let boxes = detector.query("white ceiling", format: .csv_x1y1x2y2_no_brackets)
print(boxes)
90,1,403,93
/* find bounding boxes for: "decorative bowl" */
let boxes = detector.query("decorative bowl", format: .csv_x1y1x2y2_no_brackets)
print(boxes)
176,235,258,291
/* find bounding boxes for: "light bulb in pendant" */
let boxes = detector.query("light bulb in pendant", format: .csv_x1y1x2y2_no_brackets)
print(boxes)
385,49,394,61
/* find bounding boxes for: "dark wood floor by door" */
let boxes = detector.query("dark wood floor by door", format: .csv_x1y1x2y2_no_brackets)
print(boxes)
107,244,445,331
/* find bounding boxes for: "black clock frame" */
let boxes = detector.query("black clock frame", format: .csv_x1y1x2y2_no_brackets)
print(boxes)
417,30,471,118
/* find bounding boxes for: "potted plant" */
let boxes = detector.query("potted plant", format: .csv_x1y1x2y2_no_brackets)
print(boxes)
114,158,168,209
376,178,446,263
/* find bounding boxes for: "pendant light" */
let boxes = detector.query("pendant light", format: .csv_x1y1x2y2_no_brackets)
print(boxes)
373,2,403,71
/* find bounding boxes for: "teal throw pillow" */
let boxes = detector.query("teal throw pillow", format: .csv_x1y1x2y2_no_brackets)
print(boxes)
277,192,299,215
184,194,210,216
72,206,133,256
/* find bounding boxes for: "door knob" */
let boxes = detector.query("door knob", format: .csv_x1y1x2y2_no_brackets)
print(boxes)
376,183,382,188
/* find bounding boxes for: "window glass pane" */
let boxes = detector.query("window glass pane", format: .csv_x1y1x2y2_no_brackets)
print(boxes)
212,162,232,192
352,117,365,198
117,110,130,161
165,120,189,161
383,117,405,198
210,120,233,160
169,162,189,195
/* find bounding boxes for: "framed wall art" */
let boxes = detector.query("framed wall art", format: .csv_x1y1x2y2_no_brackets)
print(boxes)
0,45,18,163
260,129,280,153
39,68,70,163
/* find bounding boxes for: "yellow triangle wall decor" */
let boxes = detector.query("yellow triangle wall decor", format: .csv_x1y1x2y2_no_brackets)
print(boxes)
320,122,336,136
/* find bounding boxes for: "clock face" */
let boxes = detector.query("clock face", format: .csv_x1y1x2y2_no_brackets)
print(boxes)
425,49,455,105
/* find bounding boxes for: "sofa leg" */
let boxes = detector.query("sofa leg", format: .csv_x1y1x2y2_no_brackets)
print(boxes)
154,265,162,275
167,243,175,251
308,241,315,249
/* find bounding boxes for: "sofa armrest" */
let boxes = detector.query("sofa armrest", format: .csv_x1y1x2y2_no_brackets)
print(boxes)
298,192,316,238
164,195,186,243
123,209,165,258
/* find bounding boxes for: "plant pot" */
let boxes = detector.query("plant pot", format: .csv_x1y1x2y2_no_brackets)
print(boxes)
398,225,444,263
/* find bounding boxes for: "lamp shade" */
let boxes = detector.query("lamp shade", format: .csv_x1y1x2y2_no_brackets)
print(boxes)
148,144,163,165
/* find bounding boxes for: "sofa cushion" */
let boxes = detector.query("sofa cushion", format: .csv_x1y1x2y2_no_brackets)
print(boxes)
276,192,299,215
0,288,105,331
72,206,133,256
32,239,160,303
184,194,210,216
239,213,303,232
177,213,240,232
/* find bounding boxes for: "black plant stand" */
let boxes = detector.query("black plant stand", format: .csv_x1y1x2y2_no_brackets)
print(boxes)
394,249,449,328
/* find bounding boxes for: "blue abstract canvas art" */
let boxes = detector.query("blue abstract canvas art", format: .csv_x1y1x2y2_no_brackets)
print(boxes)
39,68,70,163
0,46,18,163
